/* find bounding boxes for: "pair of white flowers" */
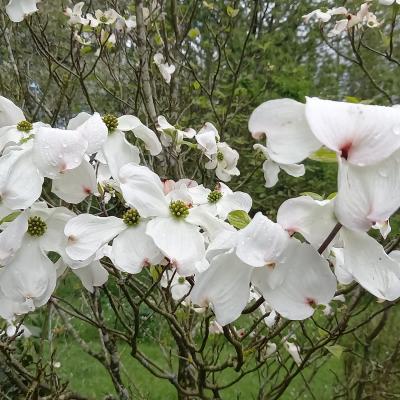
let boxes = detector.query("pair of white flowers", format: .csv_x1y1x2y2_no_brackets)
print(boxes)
249,97,400,233
248,96,400,309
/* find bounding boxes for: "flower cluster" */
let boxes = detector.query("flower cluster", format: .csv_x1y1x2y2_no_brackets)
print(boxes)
1,91,400,333
302,2,381,37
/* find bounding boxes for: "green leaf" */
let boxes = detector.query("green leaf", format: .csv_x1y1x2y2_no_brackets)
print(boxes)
327,192,337,200
203,1,214,10
344,96,362,104
188,27,200,39
228,210,251,229
154,34,163,46
227,6,239,17
0,211,21,225
325,344,345,359
309,147,337,163
299,192,324,201
149,265,160,281
80,46,93,55
192,81,201,90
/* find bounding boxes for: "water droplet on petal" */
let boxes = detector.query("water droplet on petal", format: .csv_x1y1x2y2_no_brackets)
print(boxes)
378,169,388,178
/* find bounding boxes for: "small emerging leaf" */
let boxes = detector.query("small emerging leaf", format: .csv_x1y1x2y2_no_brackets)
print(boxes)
344,96,361,104
188,27,200,39
0,211,21,225
227,6,239,17
325,344,345,359
228,210,251,229
203,1,214,10
309,147,337,163
327,192,337,200
300,192,324,201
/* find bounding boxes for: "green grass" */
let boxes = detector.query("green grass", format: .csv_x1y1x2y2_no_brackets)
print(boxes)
46,338,342,399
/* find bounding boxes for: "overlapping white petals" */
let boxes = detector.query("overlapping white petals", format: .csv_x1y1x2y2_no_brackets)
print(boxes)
146,217,206,276
0,213,27,265
111,222,163,274
277,196,337,249
0,96,25,127
191,252,253,326
119,164,169,217
341,229,400,300
102,131,140,179
6,0,40,22
52,159,97,203
65,214,125,261
305,97,400,166
0,240,56,311
72,260,109,293
68,112,108,154
249,99,321,164
253,242,336,320
236,212,289,268
33,127,88,178
117,115,162,155
335,153,400,231
0,146,43,209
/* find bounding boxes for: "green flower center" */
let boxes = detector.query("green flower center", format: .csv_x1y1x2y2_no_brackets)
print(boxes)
178,276,186,284
123,208,141,226
217,151,224,161
27,216,47,237
100,15,108,23
17,120,33,132
208,190,222,204
169,200,189,219
102,114,119,132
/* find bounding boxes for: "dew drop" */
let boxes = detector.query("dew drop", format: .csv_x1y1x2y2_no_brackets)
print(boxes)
378,169,388,178
393,126,400,136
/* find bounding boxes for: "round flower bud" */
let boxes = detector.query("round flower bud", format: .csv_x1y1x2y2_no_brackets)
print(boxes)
123,208,141,226
207,190,222,204
102,114,119,132
169,200,189,219
17,120,33,132
27,216,47,237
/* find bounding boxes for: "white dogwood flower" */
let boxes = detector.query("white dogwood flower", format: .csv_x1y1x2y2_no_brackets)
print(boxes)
205,142,240,182
6,0,40,22
154,53,176,84
65,209,163,273
160,269,191,301
249,98,322,165
253,143,305,188
305,97,400,166
118,164,209,275
65,2,88,25
191,212,336,325
157,116,196,149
